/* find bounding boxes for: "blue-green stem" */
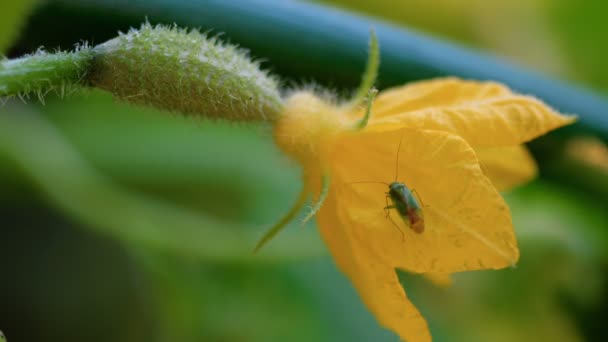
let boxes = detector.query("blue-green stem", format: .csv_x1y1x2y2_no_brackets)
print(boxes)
35,0,608,139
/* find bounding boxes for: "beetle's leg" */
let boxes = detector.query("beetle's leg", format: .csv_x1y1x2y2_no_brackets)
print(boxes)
383,195,395,218
388,215,405,242
384,196,404,241
383,206,396,217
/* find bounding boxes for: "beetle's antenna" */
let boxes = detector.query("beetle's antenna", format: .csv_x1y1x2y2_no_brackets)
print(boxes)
394,129,405,182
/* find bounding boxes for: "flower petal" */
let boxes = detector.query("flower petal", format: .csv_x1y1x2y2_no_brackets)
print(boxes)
317,193,432,342
367,79,575,146
329,128,519,273
476,145,538,191
370,77,513,118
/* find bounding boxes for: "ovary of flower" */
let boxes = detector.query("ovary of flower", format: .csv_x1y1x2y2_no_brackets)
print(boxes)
271,78,575,342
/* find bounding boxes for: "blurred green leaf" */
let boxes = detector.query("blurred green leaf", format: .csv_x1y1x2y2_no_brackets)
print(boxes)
318,0,605,92
137,253,329,341
0,208,152,342
0,0,38,54
506,181,608,259
317,0,569,78
0,96,324,264
549,0,608,91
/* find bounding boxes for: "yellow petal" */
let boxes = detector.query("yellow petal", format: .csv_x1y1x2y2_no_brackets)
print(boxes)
367,79,575,146
476,145,538,191
317,193,432,342
370,77,513,118
329,127,519,273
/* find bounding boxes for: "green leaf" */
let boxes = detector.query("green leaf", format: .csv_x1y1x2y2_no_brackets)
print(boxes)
549,0,608,91
0,97,324,264
137,253,329,341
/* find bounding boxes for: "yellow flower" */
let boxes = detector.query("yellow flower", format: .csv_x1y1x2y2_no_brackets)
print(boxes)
265,76,574,341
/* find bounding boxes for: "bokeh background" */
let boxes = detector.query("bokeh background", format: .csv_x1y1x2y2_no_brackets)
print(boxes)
1,0,607,341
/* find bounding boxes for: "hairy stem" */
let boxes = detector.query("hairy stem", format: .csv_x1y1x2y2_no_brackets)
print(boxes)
1,23,284,122
0,49,93,100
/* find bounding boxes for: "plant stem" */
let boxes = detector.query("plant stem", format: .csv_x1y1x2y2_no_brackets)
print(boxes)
0,49,92,99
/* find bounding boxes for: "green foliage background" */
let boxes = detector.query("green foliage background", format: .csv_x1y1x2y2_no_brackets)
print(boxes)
319,0,608,93
1,1,607,341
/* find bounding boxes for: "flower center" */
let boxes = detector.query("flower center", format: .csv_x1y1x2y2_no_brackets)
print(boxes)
274,91,353,166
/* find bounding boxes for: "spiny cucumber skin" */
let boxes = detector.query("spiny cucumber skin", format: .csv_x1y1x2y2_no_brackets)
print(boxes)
90,24,283,121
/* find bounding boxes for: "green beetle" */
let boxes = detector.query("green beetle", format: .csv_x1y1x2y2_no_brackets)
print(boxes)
385,181,425,234
353,129,426,237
